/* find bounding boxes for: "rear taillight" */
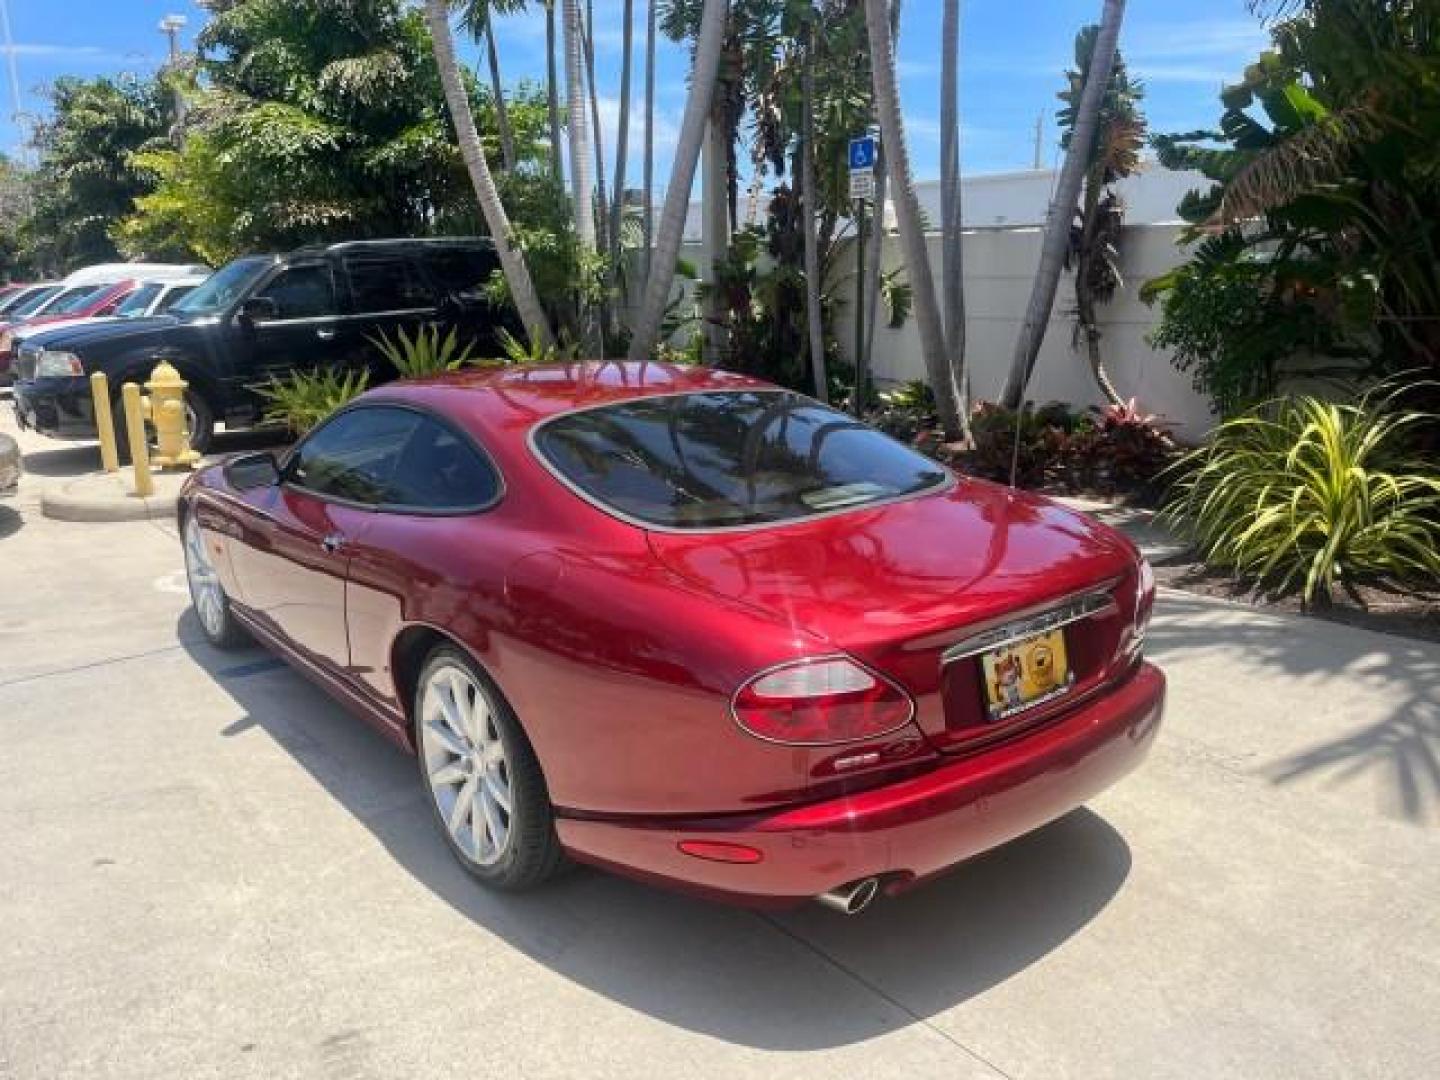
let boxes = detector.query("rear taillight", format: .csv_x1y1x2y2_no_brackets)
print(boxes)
1133,558,1156,650
731,657,914,745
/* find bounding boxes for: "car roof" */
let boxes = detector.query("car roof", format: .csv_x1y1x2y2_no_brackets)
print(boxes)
365,361,781,439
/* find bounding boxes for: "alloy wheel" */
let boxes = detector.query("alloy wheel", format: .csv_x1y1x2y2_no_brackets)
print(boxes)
183,516,226,639
419,663,514,867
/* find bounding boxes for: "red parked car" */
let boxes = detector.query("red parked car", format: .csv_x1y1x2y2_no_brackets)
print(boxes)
179,363,1164,913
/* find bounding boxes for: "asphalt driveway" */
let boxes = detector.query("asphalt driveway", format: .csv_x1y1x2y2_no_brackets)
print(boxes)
1,408,1436,1079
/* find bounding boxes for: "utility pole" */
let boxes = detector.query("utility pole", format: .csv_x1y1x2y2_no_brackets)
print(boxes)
0,0,22,144
158,14,187,136
1033,112,1044,171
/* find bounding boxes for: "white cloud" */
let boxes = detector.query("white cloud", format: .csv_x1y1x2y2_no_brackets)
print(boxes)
4,43,152,65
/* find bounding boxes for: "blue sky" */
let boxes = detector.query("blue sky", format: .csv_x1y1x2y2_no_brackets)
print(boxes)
0,0,1270,181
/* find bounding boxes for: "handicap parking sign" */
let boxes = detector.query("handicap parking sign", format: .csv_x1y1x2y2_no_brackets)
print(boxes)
848,136,876,172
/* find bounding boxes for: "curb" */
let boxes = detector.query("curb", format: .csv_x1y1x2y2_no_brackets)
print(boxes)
40,471,185,523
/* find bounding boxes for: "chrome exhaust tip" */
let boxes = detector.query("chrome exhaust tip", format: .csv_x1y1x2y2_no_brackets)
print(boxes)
817,877,880,915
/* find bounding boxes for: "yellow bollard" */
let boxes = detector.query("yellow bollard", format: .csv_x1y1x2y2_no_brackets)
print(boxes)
90,372,119,474
121,382,154,498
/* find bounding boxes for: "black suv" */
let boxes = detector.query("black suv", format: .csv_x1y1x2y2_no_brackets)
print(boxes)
11,238,511,453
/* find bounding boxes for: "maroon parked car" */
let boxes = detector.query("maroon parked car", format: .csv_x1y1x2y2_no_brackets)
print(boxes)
179,363,1163,913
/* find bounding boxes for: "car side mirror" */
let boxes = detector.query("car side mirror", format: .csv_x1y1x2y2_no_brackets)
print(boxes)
239,296,278,325
223,451,281,491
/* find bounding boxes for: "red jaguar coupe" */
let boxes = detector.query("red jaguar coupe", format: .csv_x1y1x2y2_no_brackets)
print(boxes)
180,363,1164,913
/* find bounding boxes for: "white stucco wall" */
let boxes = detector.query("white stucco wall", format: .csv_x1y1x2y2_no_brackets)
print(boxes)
668,220,1212,441
843,222,1213,440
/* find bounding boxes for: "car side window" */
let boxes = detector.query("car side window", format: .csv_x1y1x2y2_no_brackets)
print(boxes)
385,415,501,512
345,257,437,313
420,249,497,303
286,407,418,505
253,264,337,320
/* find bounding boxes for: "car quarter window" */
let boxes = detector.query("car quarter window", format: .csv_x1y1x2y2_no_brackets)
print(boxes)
344,256,438,313
286,407,418,505
254,264,337,320
385,415,500,511
419,248,497,303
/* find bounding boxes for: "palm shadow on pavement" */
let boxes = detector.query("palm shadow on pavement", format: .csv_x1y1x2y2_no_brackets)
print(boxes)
179,612,1133,1051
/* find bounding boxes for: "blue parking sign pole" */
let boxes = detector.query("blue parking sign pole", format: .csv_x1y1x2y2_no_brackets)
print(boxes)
848,136,876,173
848,135,877,414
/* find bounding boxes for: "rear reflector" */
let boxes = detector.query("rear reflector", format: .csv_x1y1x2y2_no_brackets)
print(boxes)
677,840,764,864
732,656,914,745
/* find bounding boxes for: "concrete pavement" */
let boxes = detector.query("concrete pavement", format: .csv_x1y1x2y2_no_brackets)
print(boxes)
1,403,1436,1079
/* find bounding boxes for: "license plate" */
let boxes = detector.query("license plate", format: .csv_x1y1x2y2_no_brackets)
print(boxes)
980,628,1075,722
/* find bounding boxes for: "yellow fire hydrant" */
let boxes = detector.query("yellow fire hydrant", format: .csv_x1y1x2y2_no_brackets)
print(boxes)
143,360,200,469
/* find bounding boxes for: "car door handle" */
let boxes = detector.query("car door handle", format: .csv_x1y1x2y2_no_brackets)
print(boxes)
321,533,346,553
315,328,337,341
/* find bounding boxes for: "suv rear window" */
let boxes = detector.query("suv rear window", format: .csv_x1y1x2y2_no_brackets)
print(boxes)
533,390,949,530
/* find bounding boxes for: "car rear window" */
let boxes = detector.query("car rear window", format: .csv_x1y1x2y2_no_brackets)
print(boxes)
533,390,950,530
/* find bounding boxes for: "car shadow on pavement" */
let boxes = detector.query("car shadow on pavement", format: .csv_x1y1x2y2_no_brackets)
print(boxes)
1149,592,1440,825
0,505,21,539
19,429,289,480
179,614,1133,1050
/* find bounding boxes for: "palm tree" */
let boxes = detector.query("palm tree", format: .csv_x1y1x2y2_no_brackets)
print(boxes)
800,17,828,402
544,0,564,179
581,3,610,256
609,0,636,316
1001,0,1126,408
863,0,963,438
459,1,521,171
424,0,554,348
1062,25,1145,406
642,0,657,285
940,0,968,421
563,0,597,252
626,0,731,365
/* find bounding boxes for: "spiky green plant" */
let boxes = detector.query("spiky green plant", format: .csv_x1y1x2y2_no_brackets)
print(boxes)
490,327,579,365
256,368,370,435
1163,387,1440,604
372,324,480,379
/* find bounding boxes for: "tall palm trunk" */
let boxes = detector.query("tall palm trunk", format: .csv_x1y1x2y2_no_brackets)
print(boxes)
609,0,635,313
863,0,962,438
642,0,656,286
801,26,828,403
1077,158,1124,405
1001,0,1125,407
625,0,730,365
425,0,552,348
583,2,609,258
545,1,564,181
940,0,968,432
483,16,516,171
562,0,596,252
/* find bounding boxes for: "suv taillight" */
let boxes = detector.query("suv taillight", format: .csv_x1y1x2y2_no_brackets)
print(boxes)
731,657,914,745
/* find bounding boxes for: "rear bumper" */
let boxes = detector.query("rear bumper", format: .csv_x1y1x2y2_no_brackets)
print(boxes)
11,377,96,439
558,661,1165,907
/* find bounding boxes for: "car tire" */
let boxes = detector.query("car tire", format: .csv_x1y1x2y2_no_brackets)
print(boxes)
415,645,567,891
114,387,215,462
182,511,248,649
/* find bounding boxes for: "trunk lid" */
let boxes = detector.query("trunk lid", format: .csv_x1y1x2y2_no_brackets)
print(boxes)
647,478,1142,753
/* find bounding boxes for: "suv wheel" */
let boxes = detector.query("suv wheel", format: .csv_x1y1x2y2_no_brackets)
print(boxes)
114,387,215,462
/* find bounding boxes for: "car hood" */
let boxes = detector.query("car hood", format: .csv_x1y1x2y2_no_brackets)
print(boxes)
29,315,182,352
645,477,1135,652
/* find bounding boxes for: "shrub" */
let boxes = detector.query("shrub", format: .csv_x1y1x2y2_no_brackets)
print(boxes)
1163,389,1440,604
372,324,481,379
257,368,370,435
1063,400,1178,497
962,402,1076,488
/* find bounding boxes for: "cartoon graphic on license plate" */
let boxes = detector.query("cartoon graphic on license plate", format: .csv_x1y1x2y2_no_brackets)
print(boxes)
981,629,1075,721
